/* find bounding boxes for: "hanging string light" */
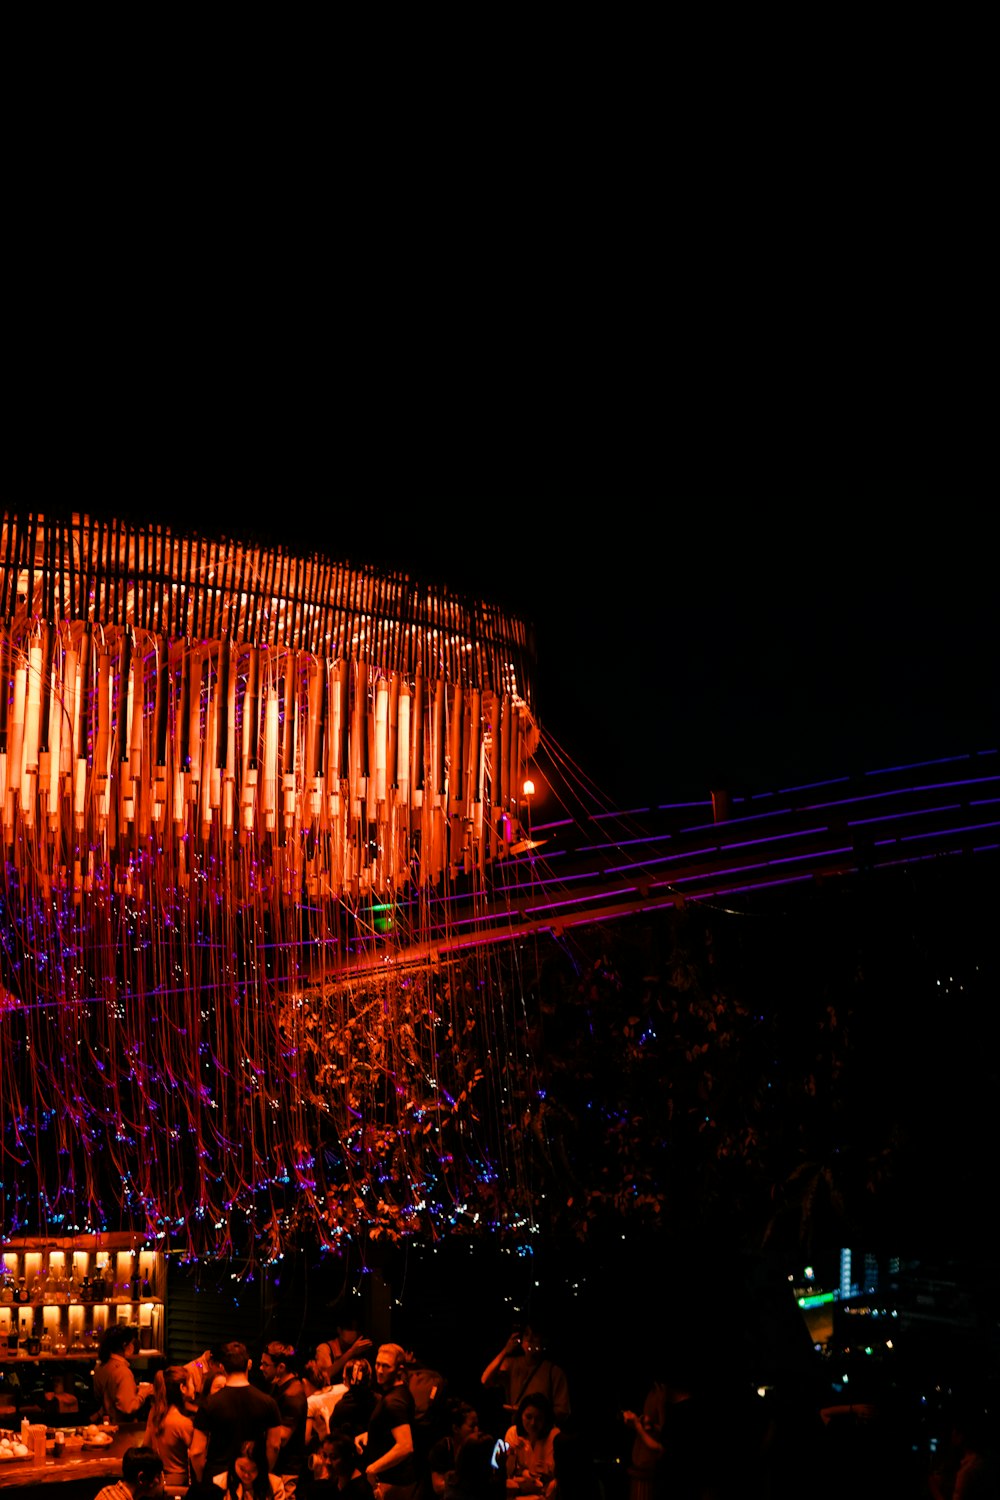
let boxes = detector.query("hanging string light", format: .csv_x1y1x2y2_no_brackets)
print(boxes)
0,512,542,1263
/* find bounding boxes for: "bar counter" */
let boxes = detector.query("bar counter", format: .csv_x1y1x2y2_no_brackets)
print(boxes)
0,1425,136,1492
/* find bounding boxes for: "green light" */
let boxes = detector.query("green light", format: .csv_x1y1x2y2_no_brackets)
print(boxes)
797,1291,837,1308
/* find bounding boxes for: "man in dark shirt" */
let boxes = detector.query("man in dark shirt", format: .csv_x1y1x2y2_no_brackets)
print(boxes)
358,1343,419,1500
311,1301,376,1388
481,1323,571,1427
260,1340,309,1497
189,1339,282,1486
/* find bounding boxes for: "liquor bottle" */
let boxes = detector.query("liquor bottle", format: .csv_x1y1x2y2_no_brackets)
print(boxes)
25,1317,41,1357
0,1271,14,1304
140,1268,151,1299
129,1258,140,1302
80,1275,92,1304
90,1260,106,1302
14,1277,28,1305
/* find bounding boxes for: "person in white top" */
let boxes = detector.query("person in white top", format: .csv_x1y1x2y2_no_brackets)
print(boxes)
503,1394,559,1498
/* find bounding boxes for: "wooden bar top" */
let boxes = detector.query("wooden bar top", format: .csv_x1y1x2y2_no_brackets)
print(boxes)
0,1426,136,1488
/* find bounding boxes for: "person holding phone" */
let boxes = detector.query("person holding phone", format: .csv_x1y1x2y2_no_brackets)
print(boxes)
481,1326,570,1428
503,1395,559,1498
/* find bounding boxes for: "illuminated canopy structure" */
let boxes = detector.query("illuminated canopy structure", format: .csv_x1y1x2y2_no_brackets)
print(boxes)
0,511,543,1261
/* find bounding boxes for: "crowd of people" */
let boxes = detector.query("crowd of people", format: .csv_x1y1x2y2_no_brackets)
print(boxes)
87,1308,999,1500
89,1312,604,1500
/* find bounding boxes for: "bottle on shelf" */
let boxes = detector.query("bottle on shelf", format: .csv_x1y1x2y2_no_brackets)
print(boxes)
1,1240,165,1363
90,1259,106,1302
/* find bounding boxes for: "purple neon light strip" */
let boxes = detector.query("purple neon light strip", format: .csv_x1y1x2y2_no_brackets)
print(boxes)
575,817,829,856
575,834,676,854
864,750,997,776
591,802,710,821
868,847,976,871
416,805,999,910
714,825,829,851
601,829,835,877
522,844,857,915
523,864,830,920
399,830,1000,941
795,775,1000,815
669,845,854,883
522,888,643,916
335,816,1000,930
760,777,851,796
675,776,1000,837
848,803,962,828
690,873,817,898
351,837,1000,953
899,819,1000,843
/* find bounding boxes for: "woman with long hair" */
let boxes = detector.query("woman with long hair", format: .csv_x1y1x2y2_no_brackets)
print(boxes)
213,1449,285,1500
503,1395,559,1498
427,1400,482,1496
309,1429,375,1500
143,1365,195,1494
